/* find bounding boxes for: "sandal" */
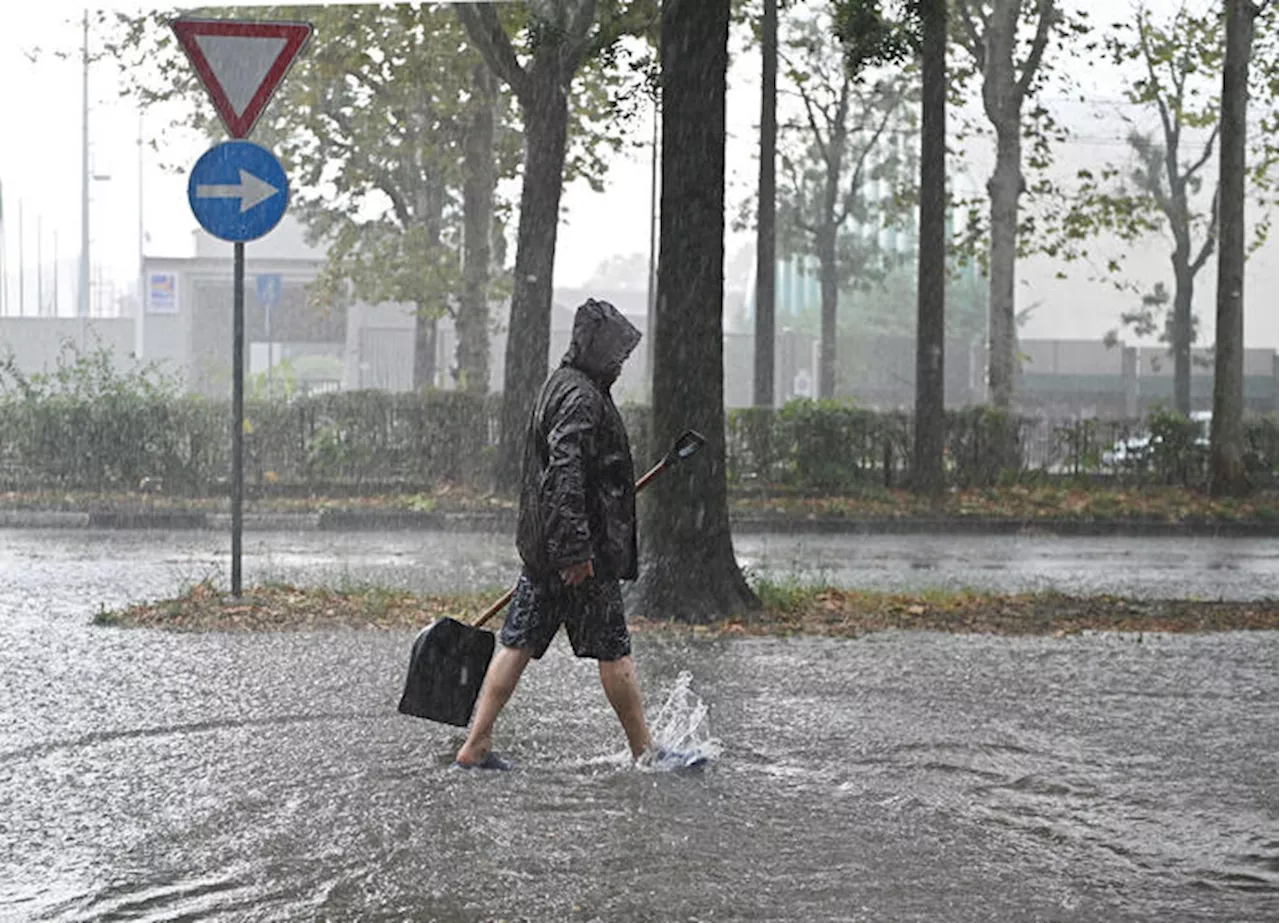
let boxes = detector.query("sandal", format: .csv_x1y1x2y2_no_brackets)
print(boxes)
451,752,514,771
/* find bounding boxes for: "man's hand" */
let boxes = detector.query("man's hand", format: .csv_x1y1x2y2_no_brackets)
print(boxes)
559,559,595,587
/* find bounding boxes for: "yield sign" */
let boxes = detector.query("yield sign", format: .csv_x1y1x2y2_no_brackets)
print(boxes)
171,19,313,139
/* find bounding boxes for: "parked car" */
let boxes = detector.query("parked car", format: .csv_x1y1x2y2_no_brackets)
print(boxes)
1102,432,1152,468
1102,412,1210,469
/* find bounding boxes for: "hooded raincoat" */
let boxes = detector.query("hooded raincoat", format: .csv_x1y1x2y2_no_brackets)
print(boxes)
515,299,641,582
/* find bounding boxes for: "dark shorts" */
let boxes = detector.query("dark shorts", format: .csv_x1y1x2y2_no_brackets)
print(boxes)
498,572,632,662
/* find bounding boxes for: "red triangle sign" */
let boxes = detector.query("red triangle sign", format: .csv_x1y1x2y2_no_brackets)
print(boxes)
171,19,313,139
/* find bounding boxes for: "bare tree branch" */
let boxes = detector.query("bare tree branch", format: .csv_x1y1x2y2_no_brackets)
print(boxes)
1135,10,1176,144
801,88,834,166
781,154,818,239
577,0,654,70
378,178,415,230
1185,120,1222,180
812,46,843,111
954,0,987,66
566,0,598,47
836,88,902,227
321,104,415,228
455,4,531,101
781,45,833,166
824,75,853,221
1190,185,1219,274
1015,0,1057,99
1125,132,1175,222
829,71,852,156
562,0,600,73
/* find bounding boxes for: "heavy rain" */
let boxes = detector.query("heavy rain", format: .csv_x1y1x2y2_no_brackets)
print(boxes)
0,0,1276,921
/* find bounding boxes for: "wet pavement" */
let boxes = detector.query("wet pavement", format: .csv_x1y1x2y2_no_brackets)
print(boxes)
1,529,1276,921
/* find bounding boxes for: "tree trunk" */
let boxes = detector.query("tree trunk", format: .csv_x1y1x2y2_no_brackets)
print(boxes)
1172,259,1193,415
631,0,758,623
495,72,569,489
412,177,447,390
1210,0,1253,496
986,129,1022,410
753,0,777,408
817,221,838,399
982,0,1024,411
413,308,438,390
457,63,497,396
912,0,947,497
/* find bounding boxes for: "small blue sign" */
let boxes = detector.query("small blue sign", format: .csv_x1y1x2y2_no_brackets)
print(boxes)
147,272,179,314
187,141,289,242
257,273,283,307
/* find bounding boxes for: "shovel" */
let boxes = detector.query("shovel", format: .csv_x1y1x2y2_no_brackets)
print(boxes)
397,429,707,727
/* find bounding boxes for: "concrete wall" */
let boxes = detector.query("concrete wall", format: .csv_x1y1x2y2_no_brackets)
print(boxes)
0,317,136,377
140,250,338,397
1135,345,1275,378
1022,339,1124,376
344,300,414,391
343,296,654,399
10,244,1270,418
138,258,197,387
2,305,1273,417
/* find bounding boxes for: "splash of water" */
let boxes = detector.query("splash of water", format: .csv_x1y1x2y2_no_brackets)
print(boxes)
569,670,721,772
644,670,722,768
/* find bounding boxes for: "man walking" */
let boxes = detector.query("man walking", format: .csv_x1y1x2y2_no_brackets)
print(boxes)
453,299,684,771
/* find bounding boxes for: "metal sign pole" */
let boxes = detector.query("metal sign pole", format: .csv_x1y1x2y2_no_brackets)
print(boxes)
232,241,245,596
265,300,273,397
171,17,313,600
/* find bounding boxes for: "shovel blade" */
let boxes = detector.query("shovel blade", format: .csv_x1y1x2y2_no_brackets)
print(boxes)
397,617,495,727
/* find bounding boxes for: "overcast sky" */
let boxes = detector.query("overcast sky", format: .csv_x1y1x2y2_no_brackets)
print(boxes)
1,0,1276,351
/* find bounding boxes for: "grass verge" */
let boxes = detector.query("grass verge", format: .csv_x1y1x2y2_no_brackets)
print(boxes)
94,578,1278,637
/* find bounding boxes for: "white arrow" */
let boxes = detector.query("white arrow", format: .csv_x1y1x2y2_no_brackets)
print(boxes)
195,168,281,213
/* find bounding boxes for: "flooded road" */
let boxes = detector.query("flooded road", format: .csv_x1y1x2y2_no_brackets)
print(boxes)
1,529,1276,921
0,527,1273,601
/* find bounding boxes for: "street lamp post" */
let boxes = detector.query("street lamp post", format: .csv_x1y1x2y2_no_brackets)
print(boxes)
644,102,659,402
136,111,145,358
79,10,90,344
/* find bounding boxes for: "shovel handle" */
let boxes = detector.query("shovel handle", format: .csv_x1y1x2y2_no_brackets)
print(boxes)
475,585,517,627
470,431,701,630
633,455,669,493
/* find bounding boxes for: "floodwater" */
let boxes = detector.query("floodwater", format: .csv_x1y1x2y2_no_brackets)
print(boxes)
1,529,1276,922
0,527,1273,600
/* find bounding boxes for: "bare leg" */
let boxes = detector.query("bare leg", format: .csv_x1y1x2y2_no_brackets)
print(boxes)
455,645,532,765
599,655,653,759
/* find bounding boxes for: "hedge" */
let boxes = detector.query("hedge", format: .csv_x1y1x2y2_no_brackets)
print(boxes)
723,403,1278,492
0,390,1275,494
0,388,502,494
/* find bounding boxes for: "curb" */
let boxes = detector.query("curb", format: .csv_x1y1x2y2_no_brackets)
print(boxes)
87,511,209,530
207,513,321,531
315,509,516,531
726,515,1278,539
0,508,1273,538
0,510,92,529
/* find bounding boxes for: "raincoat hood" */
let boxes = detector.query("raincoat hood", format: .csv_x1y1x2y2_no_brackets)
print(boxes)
561,298,642,385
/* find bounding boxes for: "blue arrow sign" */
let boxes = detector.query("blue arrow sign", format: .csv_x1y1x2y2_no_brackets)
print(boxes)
187,141,289,242
257,273,282,307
